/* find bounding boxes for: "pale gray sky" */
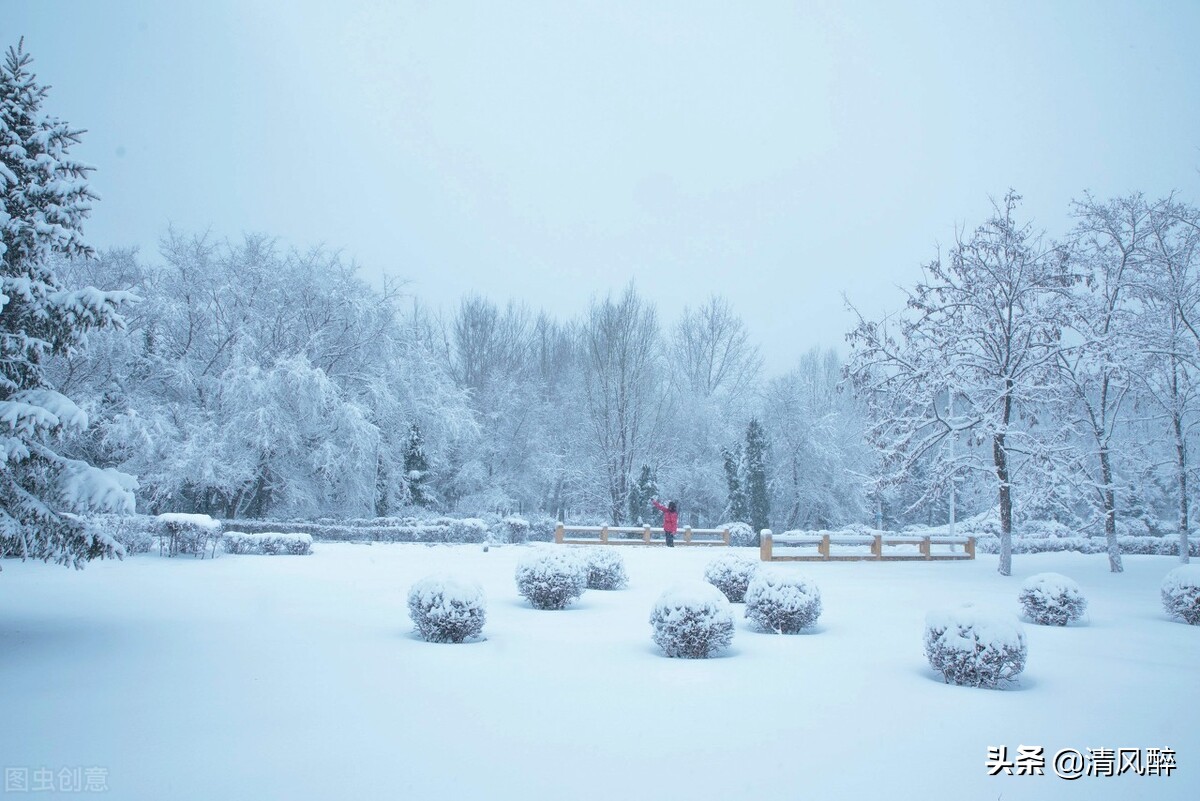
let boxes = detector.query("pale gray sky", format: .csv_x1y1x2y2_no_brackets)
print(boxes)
8,0,1200,372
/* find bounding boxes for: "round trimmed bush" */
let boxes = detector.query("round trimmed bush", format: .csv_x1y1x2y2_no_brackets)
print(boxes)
1161,565,1200,625
744,568,822,633
1019,572,1087,625
724,522,756,547
704,554,759,602
924,606,1027,688
515,548,587,609
407,575,487,643
650,582,735,658
585,548,628,590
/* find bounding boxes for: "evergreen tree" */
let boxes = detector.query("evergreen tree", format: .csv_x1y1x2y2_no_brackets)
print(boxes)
722,445,748,522
404,422,429,507
0,40,137,568
628,464,658,524
744,419,770,534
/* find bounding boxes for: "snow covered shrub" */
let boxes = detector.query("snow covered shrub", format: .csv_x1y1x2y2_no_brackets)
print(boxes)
1019,573,1087,625
158,513,221,557
704,554,759,602
446,517,489,544
585,548,628,590
924,606,1027,688
724,522,756,547
500,516,530,544
650,583,735,658
90,515,155,555
527,516,558,543
515,549,587,609
1161,565,1200,625
408,575,487,643
744,569,822,633
222,531,312,555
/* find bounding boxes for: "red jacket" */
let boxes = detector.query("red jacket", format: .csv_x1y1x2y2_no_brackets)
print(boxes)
652,500,678,534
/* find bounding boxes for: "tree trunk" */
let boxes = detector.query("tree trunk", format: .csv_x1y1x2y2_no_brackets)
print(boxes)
1175,409,1191,564
994,431,1013,577
1098,445,1123,572
994,385,1014,576
1169,353,1190,563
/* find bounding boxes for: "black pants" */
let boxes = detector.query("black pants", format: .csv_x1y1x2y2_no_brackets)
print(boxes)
665,532,675,547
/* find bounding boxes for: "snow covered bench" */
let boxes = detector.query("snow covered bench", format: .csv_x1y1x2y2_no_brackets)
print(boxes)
554,524,731,547
759,530,975,562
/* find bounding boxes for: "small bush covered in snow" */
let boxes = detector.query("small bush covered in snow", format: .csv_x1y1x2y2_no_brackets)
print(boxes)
585,548,628,590
499,516,530,544
223,531,313,556
744,568,822,633
649,582,735,658
724,522,756,547
515,549,587,609
90,514,155,555
704,554,759,602
1019,572,1087,625
157,513,222,557
408,575,487,643
1161,565,1200,625
924,606,1027,688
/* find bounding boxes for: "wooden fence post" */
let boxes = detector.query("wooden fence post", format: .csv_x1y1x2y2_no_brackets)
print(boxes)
872,535,882,560
722,528,730,546
760,529,773,561
920,537,931,560
966,537,976,559
600,526,609,543
819,534,831,560
643,525,651,544
555,524,564,544
684,526,692,544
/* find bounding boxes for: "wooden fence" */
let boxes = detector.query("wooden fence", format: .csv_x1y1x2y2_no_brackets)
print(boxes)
554,524,731,547
760,530,975,562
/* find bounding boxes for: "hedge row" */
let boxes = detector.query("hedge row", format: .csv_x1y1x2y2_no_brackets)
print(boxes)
215,515,557,544
973,533,1200,557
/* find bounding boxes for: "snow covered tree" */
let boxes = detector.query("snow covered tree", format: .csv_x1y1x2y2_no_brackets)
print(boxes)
0,40,137,568
1133,198,1200,563
580,284,668,524
762,349,869,530
1055,194,1165,573
722,445,748,522
744,418,770,534
628,464,658,524
848,192,1074,575
404,421,430,507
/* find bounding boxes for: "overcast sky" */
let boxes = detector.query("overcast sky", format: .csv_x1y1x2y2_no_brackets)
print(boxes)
8,0,1200,373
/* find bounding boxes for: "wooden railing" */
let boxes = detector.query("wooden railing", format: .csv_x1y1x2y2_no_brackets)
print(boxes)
760,530,975,562
555,524,731,546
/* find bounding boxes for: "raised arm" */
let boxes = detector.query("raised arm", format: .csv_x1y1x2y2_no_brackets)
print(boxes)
651,499,668,514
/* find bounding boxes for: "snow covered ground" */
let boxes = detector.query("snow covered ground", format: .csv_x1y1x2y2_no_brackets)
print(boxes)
1,543,1196,800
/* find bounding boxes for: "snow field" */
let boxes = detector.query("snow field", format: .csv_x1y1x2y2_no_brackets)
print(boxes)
0,544,1196,800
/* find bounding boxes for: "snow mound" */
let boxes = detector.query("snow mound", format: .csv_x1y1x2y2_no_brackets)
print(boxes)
515,548,587,609
584,548,628,590
408,574,487,643
649,582,734,658
924,605,1027,688
703,553,759,603
744,568,821,633
1018,572,1087,625
1161,565,1200,625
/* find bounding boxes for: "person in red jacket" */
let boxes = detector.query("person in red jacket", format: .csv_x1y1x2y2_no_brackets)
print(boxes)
651,498,678,547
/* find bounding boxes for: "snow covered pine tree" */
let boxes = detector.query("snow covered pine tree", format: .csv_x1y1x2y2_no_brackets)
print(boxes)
0,39,137,568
